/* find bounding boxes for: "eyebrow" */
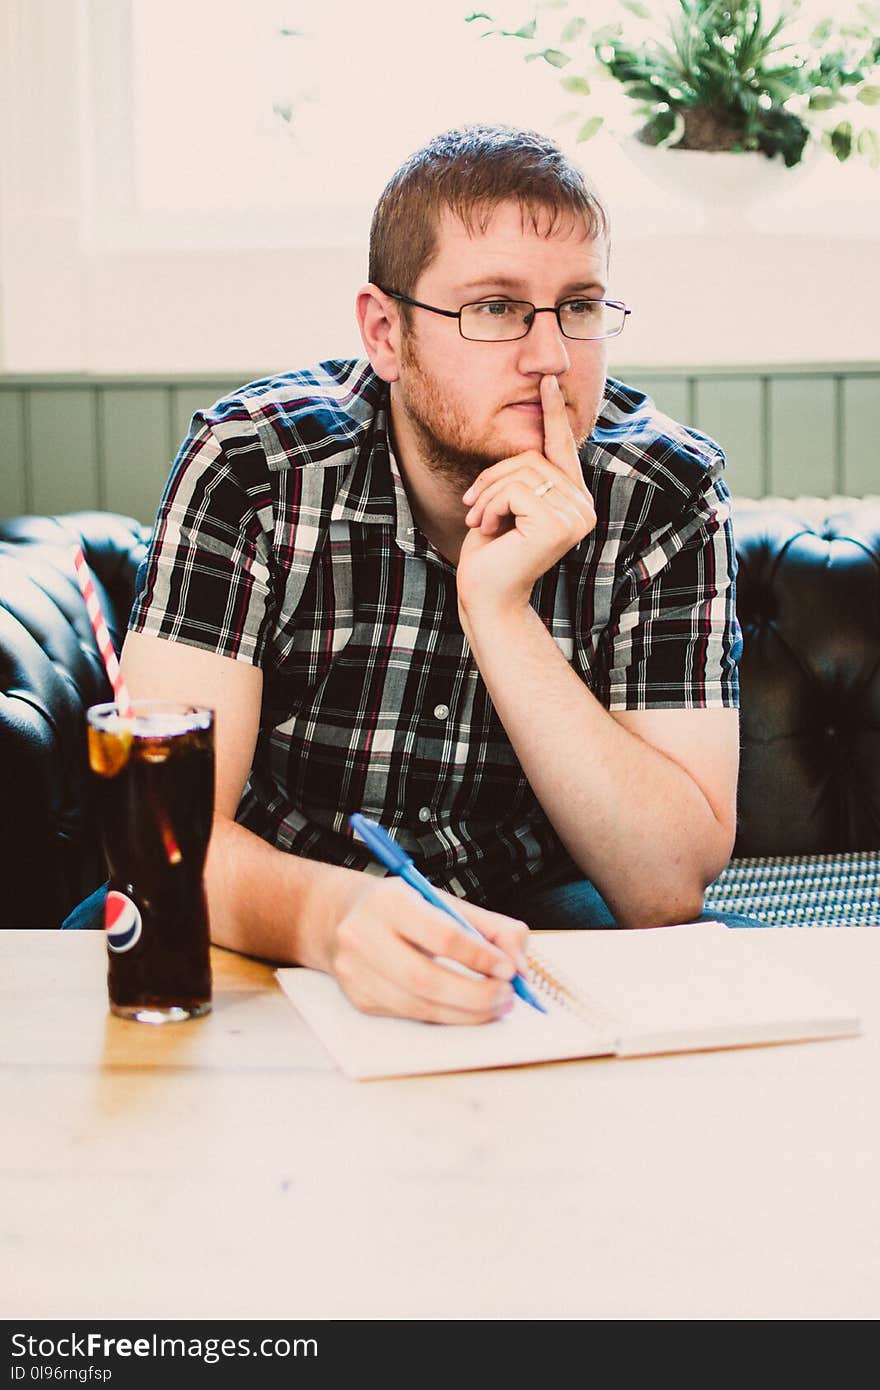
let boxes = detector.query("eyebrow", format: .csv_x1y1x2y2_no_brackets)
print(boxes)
455,275,607,297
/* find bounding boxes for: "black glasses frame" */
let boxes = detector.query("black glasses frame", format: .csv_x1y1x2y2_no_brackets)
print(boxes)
377,286,632,341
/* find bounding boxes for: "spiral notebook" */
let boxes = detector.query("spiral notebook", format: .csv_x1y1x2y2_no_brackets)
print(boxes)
275,922,861,1080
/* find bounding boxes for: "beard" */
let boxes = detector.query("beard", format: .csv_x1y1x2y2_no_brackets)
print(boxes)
395,333,594,493
395,335,502,493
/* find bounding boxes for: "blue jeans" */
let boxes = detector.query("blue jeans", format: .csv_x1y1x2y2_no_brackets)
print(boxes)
61,883,109,930
500,876,765,930
61,877,764,932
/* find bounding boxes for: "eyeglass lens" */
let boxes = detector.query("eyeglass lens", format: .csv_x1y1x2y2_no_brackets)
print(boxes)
460,300,625,341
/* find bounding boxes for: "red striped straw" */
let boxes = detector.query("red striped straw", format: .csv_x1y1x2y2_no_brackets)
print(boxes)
71,545,134,717
73,545,182,864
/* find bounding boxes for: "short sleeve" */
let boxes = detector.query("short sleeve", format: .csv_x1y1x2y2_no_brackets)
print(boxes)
600,470,742,711
128,417,275,666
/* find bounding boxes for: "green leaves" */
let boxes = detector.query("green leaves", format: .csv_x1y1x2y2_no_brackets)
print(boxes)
462,2,880,170
857,128,880,166
560,17,587,44
638,107,685,147
576,116,604,142
525,47,571,66
827,120,854,160
508,19,538,38
463,12,535,39
560,74,592,94
591,22,624,47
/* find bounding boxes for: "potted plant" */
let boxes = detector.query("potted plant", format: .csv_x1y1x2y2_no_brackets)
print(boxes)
466,0,880,169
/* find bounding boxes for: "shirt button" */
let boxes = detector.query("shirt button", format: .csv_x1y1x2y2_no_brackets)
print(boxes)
433,703,450,720
418,806,432,823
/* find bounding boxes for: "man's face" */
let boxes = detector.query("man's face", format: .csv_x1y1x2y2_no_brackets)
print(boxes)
392,200,610,490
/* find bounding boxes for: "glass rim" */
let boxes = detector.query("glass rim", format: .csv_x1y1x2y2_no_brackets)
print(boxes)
459,299,628,342
460,296,628,311
377,287,630,342
87,699,214,733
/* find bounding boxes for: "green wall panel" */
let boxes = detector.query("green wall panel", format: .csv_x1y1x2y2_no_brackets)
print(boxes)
170,383,238,457
842,378,880,495
693,378,765,498
0,390,28,516
1,369,876,522
631,375,690,427
768,377,837,498
100,387,172,524
29,388,99,515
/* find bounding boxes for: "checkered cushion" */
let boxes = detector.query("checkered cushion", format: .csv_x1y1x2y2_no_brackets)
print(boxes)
704,852,880,927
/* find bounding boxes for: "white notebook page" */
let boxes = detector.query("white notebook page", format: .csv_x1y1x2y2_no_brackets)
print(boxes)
275,966,610,1079
538,923,861,1054
276,922,861,1079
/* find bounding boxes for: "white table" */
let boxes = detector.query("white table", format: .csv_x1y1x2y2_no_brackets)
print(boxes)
1,929,878,1320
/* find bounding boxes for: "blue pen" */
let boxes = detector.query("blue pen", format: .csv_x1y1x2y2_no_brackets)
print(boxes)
349,813,546,1015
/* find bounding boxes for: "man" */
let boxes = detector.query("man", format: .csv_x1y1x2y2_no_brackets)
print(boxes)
92,126,746,1021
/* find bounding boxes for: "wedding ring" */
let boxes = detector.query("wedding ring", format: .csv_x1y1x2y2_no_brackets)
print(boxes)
534,481,555,498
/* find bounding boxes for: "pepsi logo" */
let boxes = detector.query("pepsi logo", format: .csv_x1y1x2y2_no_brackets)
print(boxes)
105,890,142,953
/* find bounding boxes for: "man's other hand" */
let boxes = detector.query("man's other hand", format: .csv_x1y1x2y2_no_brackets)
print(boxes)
456,373,596,627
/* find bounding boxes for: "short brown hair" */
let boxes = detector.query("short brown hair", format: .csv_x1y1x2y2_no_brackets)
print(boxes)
368,125,611,302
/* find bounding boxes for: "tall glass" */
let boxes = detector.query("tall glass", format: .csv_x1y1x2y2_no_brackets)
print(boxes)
87,700,215,1023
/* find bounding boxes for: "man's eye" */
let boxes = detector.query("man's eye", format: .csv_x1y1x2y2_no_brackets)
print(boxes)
474,301,515,316
564,298,600,316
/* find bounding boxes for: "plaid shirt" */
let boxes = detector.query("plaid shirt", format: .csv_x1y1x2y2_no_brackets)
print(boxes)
130,358,741,907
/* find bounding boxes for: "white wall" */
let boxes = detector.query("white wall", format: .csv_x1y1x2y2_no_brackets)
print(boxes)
2,0,879,376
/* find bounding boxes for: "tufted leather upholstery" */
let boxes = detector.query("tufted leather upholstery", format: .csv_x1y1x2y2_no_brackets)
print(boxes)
1,503,878,928
0,513,149,928
733,499,880,856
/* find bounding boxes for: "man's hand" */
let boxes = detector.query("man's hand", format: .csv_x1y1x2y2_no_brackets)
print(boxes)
456,374,596,627
328,876,530,1024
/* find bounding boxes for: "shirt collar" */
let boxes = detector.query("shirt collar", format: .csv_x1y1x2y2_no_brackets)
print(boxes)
329,385,395,526
330,383,421,555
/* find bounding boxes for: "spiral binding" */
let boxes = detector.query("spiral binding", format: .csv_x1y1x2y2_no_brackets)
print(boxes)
526,949,619,1037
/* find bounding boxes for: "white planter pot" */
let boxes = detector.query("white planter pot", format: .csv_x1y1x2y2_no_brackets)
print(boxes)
618,137,816,227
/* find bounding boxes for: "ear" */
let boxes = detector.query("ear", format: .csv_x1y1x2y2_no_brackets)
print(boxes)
356,284,401,383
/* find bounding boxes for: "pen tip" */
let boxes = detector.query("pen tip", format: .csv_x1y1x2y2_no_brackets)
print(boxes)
513,975,546,1014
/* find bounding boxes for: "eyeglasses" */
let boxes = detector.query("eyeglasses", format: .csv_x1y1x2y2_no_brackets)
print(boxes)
377,287,631,342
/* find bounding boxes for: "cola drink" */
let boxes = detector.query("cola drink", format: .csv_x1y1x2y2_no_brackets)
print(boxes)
87,701,215,1022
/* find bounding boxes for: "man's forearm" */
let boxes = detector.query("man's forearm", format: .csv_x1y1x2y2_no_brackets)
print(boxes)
204,815,367,966
463,605,732,928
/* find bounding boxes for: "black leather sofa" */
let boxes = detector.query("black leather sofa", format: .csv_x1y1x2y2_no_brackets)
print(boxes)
1,503,879,929
0,513,149,929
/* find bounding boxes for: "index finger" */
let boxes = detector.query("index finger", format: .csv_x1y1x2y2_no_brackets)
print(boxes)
541,374,581,480
376,879,523,980
443,895,530,974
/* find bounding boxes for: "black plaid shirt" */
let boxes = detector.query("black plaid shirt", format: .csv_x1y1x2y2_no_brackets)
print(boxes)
130,358,741,907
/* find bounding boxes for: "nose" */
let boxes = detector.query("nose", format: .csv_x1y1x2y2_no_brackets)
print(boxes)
515,307,571,378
